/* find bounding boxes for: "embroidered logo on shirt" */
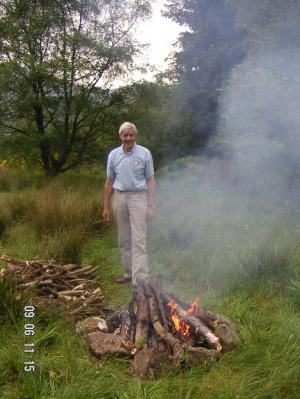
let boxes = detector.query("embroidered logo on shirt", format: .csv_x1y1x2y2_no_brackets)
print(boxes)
131,159,140,167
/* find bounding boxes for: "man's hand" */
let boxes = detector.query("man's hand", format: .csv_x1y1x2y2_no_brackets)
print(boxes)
103,179,113,223
103,207,111,222
146,177,156,221
146,206,155,220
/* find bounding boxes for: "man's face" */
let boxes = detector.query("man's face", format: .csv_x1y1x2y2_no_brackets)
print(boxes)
120,128,136,152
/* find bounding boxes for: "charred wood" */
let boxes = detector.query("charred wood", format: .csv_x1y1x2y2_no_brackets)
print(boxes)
128,298,137,344
134,287,150,348
150,279,169,330
143,282,184,361
120,309,130,339
106,305,128,333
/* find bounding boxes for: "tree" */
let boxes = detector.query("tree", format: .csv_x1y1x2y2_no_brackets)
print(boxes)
110,80,174,165
163,0,300,159
0,0,150,175
163,0,248,155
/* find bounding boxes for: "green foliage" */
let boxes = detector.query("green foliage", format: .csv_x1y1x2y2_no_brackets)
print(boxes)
0,0,151,175
111,81,175,166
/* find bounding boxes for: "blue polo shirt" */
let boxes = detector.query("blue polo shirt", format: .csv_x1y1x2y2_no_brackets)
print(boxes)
106,143,154,191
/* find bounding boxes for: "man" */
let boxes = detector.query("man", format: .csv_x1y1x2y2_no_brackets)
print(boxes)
103,122,156,286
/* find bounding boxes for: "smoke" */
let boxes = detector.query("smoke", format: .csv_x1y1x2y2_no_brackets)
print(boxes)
149,48,300,300
218,49,300,212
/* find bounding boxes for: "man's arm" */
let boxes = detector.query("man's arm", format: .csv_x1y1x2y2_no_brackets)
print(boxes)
103,178,114,222
146,177,156,220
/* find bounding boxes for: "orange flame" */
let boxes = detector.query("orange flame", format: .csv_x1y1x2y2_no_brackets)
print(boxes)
167,300,190,337
187,296,201,316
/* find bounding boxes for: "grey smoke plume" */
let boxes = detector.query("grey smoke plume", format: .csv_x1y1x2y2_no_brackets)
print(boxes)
219,49,300,212
149,49,300,300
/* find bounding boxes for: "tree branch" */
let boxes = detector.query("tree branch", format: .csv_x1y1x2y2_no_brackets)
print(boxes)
0,122,29,136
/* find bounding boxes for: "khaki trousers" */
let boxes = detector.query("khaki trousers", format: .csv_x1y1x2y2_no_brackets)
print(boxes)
112,190,149,285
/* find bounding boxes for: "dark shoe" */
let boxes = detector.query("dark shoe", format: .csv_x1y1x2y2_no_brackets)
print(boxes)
115,275,131,284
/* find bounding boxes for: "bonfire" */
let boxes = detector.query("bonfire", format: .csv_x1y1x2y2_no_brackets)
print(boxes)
86,278,239,377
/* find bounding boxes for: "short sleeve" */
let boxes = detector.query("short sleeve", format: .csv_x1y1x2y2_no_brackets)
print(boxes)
145,151,154,178
106,151,116,180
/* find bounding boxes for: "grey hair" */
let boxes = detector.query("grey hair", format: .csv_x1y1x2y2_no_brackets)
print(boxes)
119,122,137,135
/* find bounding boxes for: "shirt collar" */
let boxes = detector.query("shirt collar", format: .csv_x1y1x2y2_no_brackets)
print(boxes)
120,142,136,154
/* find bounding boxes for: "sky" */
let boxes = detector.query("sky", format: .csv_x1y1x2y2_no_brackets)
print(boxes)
110,1,183,86
134,0,183,78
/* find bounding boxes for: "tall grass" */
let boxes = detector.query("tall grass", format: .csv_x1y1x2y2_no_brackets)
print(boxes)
0,194,35,242
238,232,298,280
0,199,13,239
26,182,105,263
0,169,44,192
0,277,28,327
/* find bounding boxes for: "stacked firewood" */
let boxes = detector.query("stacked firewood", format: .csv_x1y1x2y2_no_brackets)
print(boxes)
0,254,104,317
86,278,239,377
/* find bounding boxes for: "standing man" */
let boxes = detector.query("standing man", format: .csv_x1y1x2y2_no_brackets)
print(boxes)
103,122,156,286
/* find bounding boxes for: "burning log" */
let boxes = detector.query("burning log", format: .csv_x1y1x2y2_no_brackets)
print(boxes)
143,281,184,361
162,292,222,351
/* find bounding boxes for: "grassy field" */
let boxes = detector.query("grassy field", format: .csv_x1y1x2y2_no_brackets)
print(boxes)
0,165,300,399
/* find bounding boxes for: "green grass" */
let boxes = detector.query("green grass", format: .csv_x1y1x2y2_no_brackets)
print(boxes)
0,167,300,398
82,233,133,308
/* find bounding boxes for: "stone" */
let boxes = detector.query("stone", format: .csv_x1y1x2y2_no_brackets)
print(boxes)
86,332,133,357
132,347,174,378
75,317,107,334
215,323,240,352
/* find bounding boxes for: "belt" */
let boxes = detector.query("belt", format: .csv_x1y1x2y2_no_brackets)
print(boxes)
114,189,146,193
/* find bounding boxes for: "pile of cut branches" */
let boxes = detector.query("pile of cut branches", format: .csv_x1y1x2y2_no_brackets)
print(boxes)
0,255,105,317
